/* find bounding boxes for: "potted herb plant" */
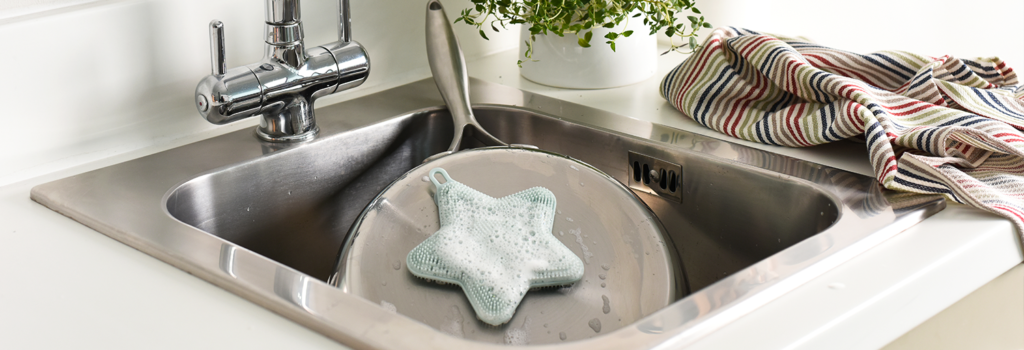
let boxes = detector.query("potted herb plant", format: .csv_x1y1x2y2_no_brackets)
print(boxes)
456,0,711,89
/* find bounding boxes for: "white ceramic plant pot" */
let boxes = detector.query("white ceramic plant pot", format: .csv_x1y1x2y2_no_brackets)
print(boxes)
519,19,657,89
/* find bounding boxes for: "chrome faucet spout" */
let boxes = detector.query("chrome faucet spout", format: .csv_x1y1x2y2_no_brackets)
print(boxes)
338,0,352,43
195,0,369,142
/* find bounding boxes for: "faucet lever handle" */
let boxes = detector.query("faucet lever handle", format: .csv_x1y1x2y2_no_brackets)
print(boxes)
209,20,226,75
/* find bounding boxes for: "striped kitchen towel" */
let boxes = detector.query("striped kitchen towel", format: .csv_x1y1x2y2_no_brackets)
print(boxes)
661,27,1024,237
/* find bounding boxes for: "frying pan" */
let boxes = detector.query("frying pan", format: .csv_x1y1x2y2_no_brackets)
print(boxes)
329,0,685,344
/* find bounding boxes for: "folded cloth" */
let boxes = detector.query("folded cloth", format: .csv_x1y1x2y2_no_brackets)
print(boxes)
661,27,1024,237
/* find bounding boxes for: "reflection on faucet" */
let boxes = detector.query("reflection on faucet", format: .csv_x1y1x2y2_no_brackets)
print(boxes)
194,0,369,143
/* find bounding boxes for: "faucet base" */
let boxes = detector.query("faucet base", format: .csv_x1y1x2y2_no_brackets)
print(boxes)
196,0,368,144
256,125,320,143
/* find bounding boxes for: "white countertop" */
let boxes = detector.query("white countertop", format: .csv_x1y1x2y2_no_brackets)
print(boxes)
1,46,1021,349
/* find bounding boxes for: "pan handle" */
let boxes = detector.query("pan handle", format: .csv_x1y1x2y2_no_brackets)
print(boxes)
425,0,506,157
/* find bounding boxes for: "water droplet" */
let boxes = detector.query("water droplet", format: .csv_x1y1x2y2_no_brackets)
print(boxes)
601,282,606,288
559,332,567,341
602,295,611,314
392,260,402,270
601,264,610,270
588,318,602,333
599,273,606,280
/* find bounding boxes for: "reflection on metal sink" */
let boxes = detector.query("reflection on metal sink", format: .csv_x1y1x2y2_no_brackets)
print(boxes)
31,78,944,349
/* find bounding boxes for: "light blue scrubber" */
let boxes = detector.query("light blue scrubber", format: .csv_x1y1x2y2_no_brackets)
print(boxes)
406,168,585,326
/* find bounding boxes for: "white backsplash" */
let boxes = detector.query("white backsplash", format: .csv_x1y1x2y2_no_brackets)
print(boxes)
0,0,99,20
0,0,519,185
676,0,1024,68
2,0,1021,185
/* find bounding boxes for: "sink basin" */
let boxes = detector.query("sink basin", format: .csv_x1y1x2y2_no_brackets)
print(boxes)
31,78,944,349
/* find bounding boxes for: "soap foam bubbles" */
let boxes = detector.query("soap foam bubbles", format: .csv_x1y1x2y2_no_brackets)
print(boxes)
405,168,586,326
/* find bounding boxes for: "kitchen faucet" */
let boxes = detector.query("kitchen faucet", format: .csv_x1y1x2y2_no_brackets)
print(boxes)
194,0,369,142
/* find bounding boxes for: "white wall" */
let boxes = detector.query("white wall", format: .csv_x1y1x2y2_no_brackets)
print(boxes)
686,0,1024,67
0,0,519,185
0,0,99,20
1,0,1021,185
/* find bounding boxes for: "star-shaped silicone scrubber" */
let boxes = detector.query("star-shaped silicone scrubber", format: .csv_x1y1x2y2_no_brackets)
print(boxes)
406,168,585,326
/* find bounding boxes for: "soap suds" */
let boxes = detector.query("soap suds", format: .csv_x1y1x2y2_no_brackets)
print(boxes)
439,305,465,338
406,168,585,326
504,317,530,345
380,300,397,314
569,228,593,263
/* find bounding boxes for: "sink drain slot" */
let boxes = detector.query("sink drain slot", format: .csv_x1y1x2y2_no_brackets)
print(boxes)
628,151,682,203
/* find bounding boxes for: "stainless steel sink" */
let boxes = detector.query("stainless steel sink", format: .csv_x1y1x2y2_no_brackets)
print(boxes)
31,78,944,349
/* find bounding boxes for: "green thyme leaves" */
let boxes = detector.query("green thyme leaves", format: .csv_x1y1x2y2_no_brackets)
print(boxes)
456,0,711,61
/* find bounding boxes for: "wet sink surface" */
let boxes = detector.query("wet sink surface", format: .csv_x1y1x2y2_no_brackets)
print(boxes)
31,78,944,349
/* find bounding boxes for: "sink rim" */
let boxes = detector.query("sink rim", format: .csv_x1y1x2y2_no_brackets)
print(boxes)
29,78,945,349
